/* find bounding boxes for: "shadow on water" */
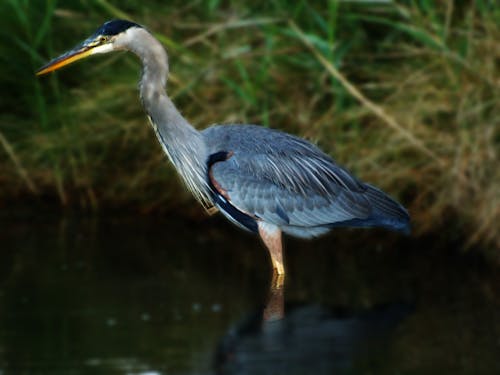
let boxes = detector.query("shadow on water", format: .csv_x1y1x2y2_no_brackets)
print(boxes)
215,284,412,374
0,213,499,374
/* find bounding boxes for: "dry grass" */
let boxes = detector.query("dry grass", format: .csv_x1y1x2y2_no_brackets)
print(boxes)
0,1,498,255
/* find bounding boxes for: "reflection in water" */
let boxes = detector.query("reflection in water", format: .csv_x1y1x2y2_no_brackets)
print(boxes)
216,282,411,374
263,284,285,322
0,214,499,373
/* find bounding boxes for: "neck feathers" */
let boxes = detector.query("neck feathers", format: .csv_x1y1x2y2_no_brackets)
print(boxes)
125,28,211,207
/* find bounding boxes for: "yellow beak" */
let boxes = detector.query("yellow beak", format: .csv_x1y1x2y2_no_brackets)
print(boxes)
36,46,93,76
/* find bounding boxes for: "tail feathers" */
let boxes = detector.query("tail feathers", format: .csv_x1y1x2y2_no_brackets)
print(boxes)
364,184,410,233
331,184,410,233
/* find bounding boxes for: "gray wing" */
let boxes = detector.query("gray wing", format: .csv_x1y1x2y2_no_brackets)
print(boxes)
203,125,373,232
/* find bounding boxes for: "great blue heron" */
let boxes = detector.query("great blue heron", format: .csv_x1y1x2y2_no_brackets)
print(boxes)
37,20,410,286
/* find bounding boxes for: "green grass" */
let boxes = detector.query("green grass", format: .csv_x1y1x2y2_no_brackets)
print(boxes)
0,1,498,256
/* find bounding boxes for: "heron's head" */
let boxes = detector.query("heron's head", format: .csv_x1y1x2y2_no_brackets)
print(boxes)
36,20,143,76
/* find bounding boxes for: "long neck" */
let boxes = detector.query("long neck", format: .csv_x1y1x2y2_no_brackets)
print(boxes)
126,29,211,206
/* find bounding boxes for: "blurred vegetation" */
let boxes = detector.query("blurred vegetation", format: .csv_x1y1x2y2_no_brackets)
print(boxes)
0,1,498,254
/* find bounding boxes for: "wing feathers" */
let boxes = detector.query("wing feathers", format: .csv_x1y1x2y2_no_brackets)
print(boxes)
204,125,409,235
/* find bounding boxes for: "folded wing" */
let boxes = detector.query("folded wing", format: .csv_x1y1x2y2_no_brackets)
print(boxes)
204,125,409,238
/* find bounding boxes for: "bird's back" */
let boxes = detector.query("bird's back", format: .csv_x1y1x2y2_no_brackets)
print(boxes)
202,124,409,238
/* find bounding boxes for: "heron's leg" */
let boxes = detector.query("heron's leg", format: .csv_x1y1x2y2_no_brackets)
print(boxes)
258,222,285,288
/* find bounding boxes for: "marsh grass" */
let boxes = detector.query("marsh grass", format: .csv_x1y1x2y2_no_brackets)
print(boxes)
0,1,498,255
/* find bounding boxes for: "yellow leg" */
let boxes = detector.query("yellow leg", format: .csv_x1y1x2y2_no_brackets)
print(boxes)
258,222,285,288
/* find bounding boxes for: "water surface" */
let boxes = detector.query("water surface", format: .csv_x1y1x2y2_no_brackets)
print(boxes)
0,213,498,374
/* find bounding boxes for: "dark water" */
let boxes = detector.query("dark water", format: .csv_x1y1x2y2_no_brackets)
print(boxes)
0,213,499,374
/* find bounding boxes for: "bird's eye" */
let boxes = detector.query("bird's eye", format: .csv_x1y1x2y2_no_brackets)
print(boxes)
99,36,109,43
